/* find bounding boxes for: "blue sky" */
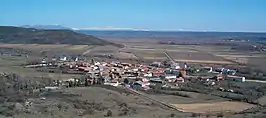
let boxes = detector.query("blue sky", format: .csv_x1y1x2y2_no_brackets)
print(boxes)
0,0,266,32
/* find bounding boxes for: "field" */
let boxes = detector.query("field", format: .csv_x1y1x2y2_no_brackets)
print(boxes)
0,44,94,56
171,101,255,113
1,43,265,67
195,45,266,72
1,42,266,76
122,43,235,64
147,90,255,114
0,56,81,79
0,42,266,117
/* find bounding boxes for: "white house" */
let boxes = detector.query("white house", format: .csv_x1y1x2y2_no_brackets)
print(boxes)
171,63,180,69
60,56,67,61
165,75,177,79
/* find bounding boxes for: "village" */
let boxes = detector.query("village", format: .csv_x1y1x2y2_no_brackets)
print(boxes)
24,55,246,92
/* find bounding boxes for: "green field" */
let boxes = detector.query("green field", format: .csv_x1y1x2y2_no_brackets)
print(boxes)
0,56,82,80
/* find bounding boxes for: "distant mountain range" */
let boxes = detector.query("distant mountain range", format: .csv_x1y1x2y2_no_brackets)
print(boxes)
20,25,150,31
72,26,150,31
16,25,266,43
21,25,72,30
0,26,122,47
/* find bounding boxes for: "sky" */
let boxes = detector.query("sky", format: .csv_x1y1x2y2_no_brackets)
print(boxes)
0,0,266,32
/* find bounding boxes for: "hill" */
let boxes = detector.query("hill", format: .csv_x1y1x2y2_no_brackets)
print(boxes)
0,26,121,46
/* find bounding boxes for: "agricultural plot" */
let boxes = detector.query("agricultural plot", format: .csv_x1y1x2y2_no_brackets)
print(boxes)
131,50,166,60
85,45,119,55
172,101,255,114
166,51,232,64
129,44,200,51
0,56,81,79
123,44,234,64
247,57,266,73
0,44,95,56
199,45,266,72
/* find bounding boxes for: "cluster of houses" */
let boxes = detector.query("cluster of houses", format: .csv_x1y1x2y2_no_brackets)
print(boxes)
197,66,245,82
25,56,247,90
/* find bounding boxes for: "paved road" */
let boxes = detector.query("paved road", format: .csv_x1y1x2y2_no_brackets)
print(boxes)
82,49,91,55
127,88,185,112
164,51,176,64
82,46,96,55
246,79,266,83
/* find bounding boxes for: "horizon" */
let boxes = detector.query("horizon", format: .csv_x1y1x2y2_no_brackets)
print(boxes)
1,0,266,33
2,25,266,34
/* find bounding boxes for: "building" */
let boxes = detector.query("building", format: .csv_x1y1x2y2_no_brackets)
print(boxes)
150,62,161,67
141,73,152,77
149,77,163,83
152,72,165,77
170,63,180,69
176,77,185,82
60,56,67,61
165,75,177,79
200,66,213,73
225,75,245,82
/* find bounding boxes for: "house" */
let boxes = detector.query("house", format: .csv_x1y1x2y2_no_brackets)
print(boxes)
176,77,185,82
164,70,172,74
60,56,67,61
152,72,165,76
171,63,180,69
200,66,213,73
150,62,161,67
104,81,121,86
142,73,152,77
225,69,236,75
141,67,150,72
121,63,132,67
149,77,163,83
166,78,176,83
165,75,177,79
75,57,79,62
78,67,90,72
225,75,245,82
214,68,224,73
166,77,184,83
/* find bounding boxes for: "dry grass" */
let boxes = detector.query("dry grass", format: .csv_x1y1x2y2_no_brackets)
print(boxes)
142,57,167,60
142,57,232,64
0,44,68,50
0,44,95,55
66,45,89,50
174,59,233,64
171,101,256,113
0,56,81,80
216,55,264,58
219,56,248,64
0,44,24,47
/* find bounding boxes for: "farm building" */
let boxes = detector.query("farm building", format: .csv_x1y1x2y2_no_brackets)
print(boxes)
225,75,245,82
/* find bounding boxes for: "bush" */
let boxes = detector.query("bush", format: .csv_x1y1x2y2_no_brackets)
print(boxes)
217,112,224,117
105,110,112,117
191,113,200,117
170,113,175,117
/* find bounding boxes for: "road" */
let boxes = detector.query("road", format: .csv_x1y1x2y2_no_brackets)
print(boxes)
127,88,185,112
246,79,266,83
164,51,176,64
82,49,91,55
82,46,96,55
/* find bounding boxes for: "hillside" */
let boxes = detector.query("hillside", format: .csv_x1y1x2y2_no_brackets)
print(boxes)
0,26,121,46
